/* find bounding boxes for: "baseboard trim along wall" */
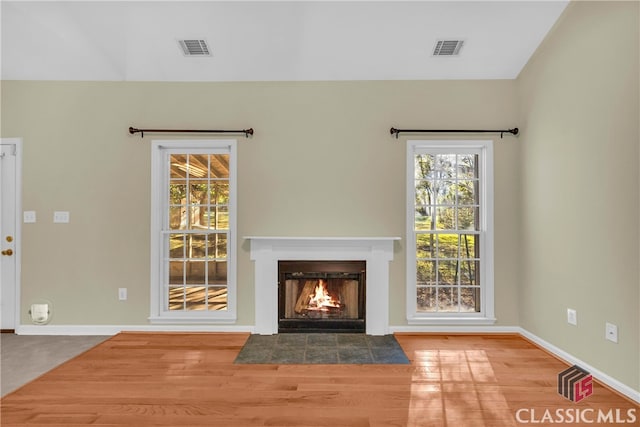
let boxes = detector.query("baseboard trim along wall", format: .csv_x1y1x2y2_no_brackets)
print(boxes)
13,324,639,403
517,328,640,404
15,324,255,336
390,325,521,334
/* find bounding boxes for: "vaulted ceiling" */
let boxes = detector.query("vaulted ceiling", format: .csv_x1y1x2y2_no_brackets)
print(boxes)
1,1,569,82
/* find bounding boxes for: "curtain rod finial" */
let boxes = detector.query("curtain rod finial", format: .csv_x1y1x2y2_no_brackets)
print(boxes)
129,127,144,138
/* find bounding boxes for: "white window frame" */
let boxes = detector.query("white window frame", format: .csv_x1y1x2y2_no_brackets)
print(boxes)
149,139,237,323
406,140,495,325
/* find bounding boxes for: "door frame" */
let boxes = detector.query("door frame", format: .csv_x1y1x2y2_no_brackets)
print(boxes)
0,138,22,332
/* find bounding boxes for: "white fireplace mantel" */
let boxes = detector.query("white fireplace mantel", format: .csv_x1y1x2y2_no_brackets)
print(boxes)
245,236,400,335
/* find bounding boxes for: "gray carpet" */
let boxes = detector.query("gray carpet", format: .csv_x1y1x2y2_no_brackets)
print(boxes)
1,334,110,397
234,333,410,364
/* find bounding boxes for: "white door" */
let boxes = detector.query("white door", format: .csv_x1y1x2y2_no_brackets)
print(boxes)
0,139,20,331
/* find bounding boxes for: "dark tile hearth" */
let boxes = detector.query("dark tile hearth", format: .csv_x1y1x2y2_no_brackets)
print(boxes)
234,333,410,364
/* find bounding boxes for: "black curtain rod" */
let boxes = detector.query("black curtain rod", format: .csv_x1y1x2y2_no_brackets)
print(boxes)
129,127,254,138
390,127,519,139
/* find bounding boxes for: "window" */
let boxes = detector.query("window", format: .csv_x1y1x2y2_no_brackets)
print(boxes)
150,140,236,323
406,141,494,324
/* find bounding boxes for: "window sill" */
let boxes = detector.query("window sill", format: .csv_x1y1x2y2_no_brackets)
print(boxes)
407,316,496,326
148,316,237,325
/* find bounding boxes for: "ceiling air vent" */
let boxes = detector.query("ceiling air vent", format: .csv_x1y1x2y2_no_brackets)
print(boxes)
178,39,211,56
433,40,464,56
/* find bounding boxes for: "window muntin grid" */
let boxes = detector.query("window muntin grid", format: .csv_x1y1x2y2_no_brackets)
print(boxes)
414,152,482,313
168,154,229,231
165,153,229,311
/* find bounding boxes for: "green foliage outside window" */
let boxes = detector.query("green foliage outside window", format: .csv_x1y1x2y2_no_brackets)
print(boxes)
414,153,481,313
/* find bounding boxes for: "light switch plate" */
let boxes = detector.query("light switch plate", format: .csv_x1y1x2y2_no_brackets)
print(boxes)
605,322,618,343
23,211,36,223
53,211,70,223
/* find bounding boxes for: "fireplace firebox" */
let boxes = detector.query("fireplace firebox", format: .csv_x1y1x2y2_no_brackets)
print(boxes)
278,260,366,333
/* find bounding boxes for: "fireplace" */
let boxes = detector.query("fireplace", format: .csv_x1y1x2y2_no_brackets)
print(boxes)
278,260,365,333
246,236,399,335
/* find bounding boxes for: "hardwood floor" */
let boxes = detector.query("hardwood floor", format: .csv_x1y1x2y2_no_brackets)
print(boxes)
1,333,637,426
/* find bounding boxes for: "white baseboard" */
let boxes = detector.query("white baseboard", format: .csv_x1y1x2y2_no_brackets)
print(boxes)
518,328,640,404
15,324,255,336
390,325,521,334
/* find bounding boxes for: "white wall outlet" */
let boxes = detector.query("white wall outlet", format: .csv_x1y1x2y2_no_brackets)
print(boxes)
605,322,618,343
23,211,36,223
118,288,127,301
567,308,577,326
53,211,70,223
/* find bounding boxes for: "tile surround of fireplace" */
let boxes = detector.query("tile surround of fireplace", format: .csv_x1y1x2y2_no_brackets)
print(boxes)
246,237,400,335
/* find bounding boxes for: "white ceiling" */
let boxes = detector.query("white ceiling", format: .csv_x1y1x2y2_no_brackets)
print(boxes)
0,0,569,82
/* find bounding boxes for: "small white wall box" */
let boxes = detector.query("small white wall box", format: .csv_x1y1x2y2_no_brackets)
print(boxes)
53,211,70,223
23,211,36,223
30,303,50,324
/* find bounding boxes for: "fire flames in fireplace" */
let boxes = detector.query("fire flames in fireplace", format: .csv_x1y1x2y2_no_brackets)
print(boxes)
305,280,341,312
286,277,359,320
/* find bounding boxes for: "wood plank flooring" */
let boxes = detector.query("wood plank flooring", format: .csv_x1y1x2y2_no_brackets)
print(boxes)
1,333,637,426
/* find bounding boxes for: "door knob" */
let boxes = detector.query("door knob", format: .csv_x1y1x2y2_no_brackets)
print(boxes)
2,249,13,256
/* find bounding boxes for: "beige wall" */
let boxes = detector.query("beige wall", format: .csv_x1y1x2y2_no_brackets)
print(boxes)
517,1,639,391
0,79,520,327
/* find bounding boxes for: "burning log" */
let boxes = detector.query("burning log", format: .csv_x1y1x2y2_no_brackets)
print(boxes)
284,280,299,318
294,280,319,314
341,279,359,319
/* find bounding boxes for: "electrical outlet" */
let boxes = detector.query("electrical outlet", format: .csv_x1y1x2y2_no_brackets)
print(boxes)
567,308,577,326
605,322,618,343
118,288,127,301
